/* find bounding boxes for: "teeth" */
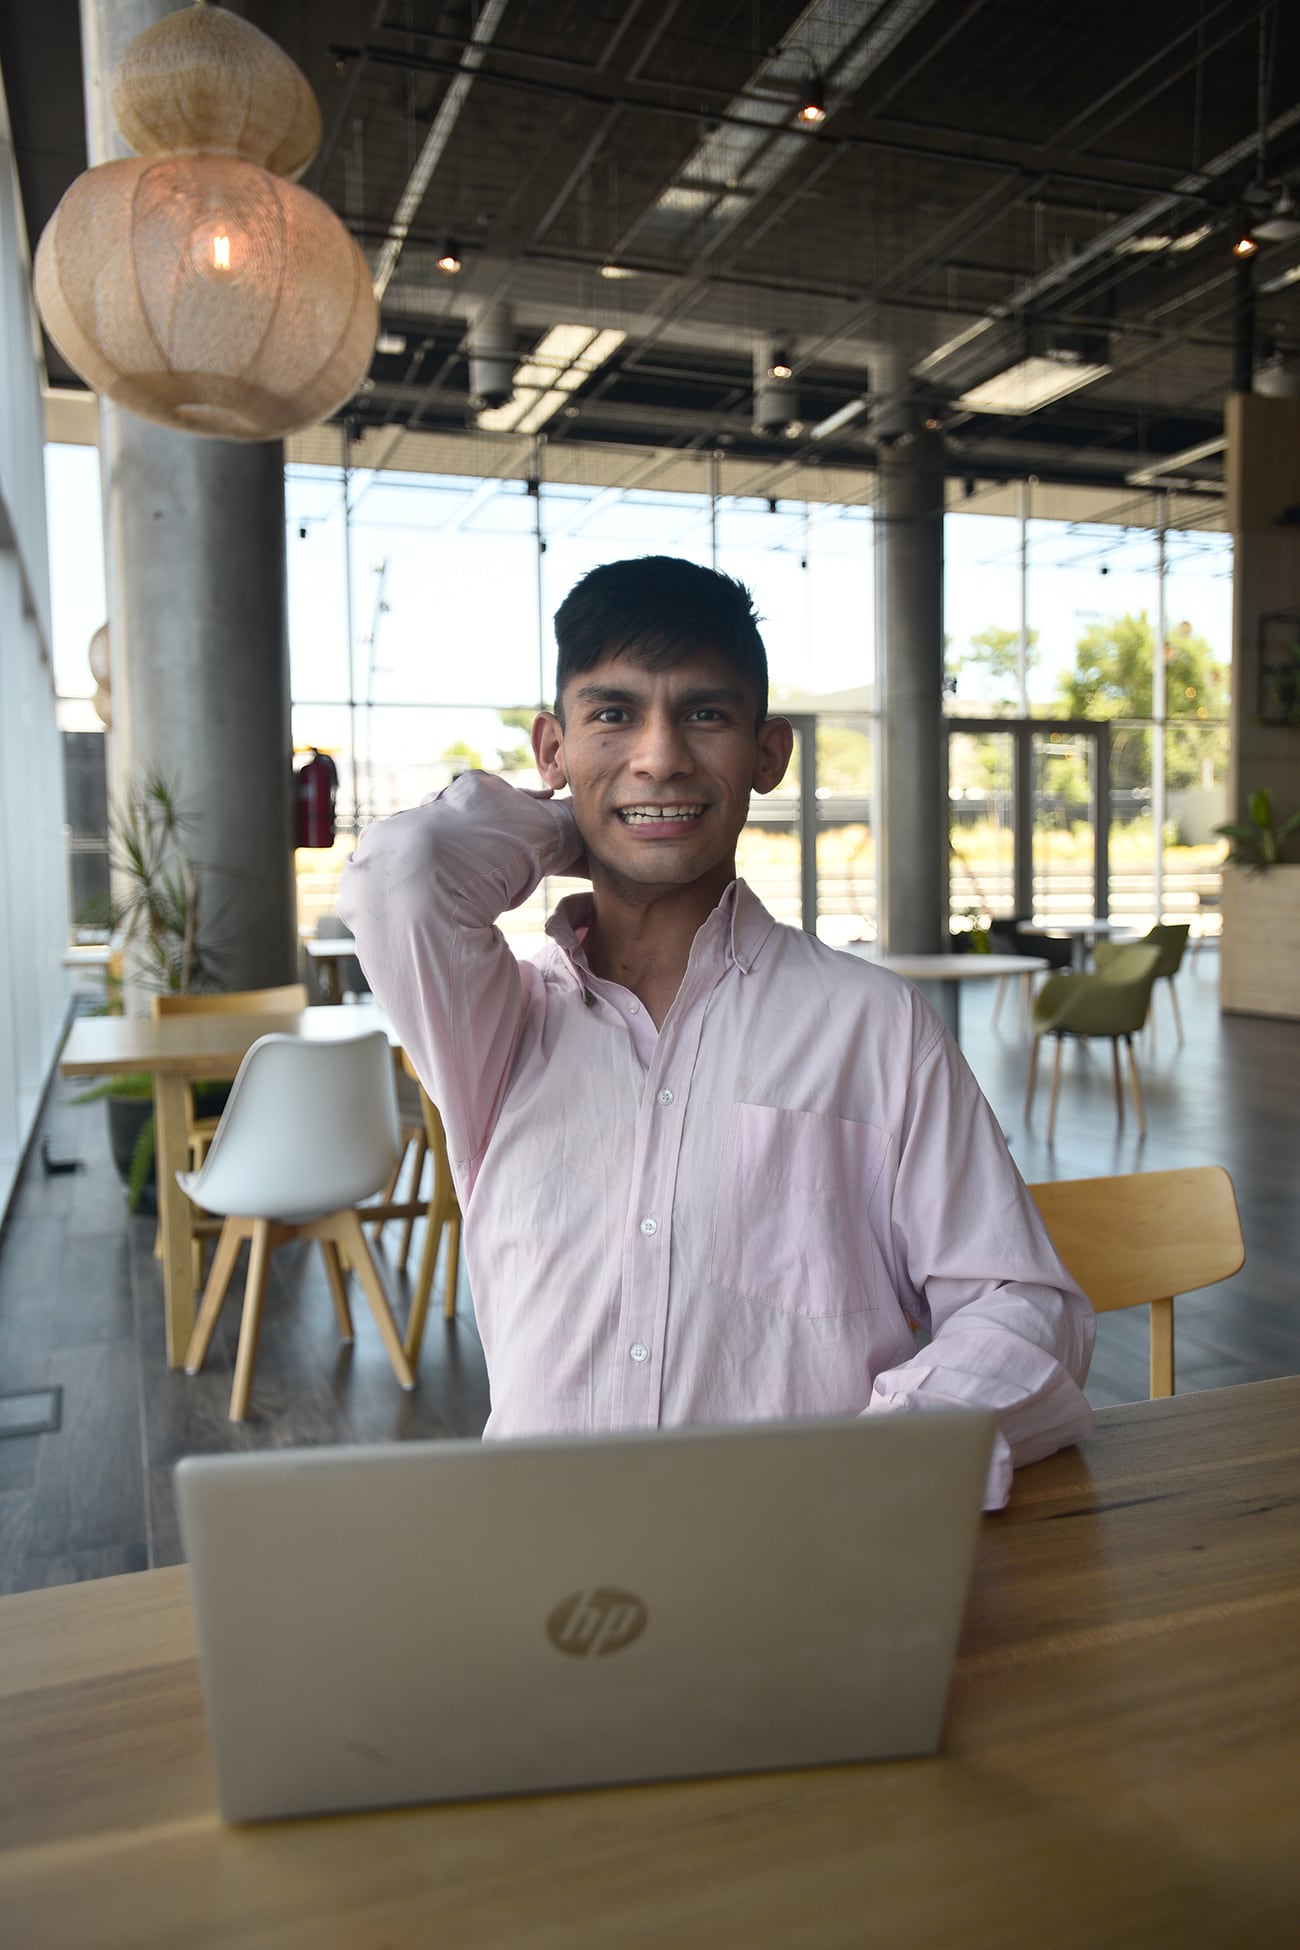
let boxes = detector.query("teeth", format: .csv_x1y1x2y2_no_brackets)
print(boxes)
619,805,704,823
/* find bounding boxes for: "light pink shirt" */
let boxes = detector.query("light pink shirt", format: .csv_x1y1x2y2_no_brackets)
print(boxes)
339,773,1095,1507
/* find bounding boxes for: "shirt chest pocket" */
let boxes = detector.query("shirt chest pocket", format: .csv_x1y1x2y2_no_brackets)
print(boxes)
708,1102,888,1318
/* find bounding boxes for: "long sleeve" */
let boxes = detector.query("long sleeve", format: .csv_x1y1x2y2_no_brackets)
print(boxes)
337,773,582,1189
865,1020,1096,1510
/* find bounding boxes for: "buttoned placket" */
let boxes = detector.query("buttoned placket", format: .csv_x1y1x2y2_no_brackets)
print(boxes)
605,951,722,1431
550,893,760,1432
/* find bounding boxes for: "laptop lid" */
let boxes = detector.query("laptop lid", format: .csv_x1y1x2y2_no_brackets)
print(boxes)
176,1411,994,1823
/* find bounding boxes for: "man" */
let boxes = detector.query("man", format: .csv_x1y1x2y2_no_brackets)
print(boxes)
339,556,1094,1507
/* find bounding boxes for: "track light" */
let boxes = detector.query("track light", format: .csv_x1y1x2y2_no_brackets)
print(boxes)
1232,231,1259,259
437,238,462,275
768,349,794,380
797,76,826,125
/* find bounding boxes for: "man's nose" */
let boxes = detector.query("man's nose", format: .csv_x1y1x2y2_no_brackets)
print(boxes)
630,710,692,777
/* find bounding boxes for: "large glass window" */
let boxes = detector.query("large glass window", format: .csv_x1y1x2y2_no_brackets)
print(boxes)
46,443,1230,952
944,504,1231,930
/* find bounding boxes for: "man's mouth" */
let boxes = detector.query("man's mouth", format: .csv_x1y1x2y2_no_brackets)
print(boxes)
616,804,707,825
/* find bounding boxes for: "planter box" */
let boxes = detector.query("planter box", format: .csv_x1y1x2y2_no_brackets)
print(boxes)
1220,863,1300,1020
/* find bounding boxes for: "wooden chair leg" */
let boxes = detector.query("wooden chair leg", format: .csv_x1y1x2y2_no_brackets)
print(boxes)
370,1145,404,1244
320,1238,354,1342
397,1132,428,1272
1046,1037,1063,1144
229,1219,274,1422
1168,978,1184,1046
1125,1035,1147,1137
406,1215,439,1365
335,1211,415,1392
443,1211,461,1321
1024,1034,1039,1119
184,1217,249,1375
1111,1038,1125,1128
1149,1296,1174,1397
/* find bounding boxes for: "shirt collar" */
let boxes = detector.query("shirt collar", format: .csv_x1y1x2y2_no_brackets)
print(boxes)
546,879,776,978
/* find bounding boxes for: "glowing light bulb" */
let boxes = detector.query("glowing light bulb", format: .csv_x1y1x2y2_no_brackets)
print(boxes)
212,231,231,271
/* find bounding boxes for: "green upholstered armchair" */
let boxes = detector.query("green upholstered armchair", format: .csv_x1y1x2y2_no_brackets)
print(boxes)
1025,943,1162,1141
1094,922,1190,1044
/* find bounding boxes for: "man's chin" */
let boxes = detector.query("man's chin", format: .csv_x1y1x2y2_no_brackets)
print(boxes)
586,840,738,902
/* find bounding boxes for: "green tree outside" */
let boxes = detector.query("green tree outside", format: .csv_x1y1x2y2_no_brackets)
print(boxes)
1055,610,1228,791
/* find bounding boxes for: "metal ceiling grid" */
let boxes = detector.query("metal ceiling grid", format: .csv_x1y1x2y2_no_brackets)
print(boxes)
3,0,1297,494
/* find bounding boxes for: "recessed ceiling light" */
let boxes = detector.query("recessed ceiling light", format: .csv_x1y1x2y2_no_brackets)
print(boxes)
955,353,1111,415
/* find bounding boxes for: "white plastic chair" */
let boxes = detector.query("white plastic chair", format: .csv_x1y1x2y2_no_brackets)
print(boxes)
178,1031,415,1421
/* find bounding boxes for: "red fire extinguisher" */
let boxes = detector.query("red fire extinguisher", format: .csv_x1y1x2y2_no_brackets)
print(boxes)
295,748,338,849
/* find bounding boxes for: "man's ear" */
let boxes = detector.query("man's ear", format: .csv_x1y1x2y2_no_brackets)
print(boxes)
531,710,568,789
752,715,795,795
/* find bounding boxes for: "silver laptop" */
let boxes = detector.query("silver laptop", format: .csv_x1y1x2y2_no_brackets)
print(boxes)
176,1411,994,1823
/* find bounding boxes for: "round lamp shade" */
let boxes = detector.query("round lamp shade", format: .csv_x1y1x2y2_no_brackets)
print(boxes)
88,621,111,687
111,1,321,180
93,682,113,730
34,154,377,440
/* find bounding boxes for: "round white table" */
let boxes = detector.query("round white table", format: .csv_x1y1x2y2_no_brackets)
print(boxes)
840,947,1049,1040
1017,918,1134,971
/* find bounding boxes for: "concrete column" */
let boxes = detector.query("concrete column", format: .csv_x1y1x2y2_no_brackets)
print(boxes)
875,426,947,955
82,0,296,991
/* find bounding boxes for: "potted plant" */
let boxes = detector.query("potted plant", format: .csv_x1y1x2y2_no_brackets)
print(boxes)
1214,788,1300,1020
73,770,226,1210
1213,787,1300,868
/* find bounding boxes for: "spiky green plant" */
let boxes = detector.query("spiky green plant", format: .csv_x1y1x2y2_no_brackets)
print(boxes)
108,770,222,995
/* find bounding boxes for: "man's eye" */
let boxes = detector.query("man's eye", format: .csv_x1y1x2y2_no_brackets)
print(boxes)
687,708,724,722
594,708,627,724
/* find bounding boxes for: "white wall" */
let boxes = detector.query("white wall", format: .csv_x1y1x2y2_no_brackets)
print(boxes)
0,72,70,1219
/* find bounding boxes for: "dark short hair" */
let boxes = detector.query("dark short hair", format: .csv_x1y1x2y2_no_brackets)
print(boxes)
553,556,769,725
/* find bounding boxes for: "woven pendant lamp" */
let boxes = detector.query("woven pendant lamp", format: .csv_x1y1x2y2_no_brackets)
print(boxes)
88,622,112,728
34,1,376,441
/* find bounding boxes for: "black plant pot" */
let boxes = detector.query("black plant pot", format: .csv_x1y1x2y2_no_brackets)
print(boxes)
106,1095,157,1216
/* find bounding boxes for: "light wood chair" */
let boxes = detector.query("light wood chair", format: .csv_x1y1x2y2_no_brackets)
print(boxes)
1028,1166,1244,1398
362,1052,462,1363
151,985,310,1291
179,1030,414,1422
152,984,309,1168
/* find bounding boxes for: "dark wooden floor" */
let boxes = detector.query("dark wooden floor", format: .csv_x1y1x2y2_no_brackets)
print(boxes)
1,942,1296,1596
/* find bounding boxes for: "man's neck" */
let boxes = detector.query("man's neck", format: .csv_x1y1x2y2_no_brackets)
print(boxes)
582,862,736,1028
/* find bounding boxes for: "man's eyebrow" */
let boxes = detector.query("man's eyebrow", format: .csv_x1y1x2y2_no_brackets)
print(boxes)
570,683,748,708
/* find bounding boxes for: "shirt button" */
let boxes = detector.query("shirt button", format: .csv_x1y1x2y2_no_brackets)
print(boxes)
626,998,640,1014
630,1342,649,1363
640,1217,658,1236
657,1088,674,1106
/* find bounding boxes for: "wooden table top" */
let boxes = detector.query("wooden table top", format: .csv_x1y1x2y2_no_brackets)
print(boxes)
1,1379,1297,1948
59,1001,397,1079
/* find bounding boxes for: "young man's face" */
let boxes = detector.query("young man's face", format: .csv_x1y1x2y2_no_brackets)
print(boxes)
531,647,793,901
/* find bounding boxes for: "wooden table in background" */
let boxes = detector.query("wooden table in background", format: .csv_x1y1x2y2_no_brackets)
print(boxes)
1,1380,1296,1948
59,1004,397,1367
1017,918,1135,971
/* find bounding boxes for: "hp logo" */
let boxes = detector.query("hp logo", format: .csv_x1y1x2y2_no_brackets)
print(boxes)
546,1587,648,1658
